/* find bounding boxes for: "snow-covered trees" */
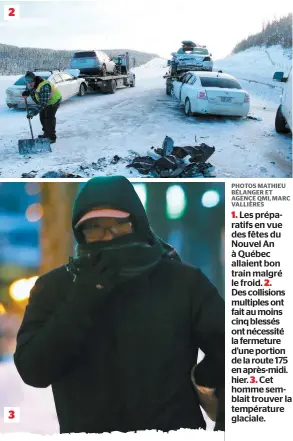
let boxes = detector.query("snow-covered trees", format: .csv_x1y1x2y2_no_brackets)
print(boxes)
0,44,158,75
232,14,292,54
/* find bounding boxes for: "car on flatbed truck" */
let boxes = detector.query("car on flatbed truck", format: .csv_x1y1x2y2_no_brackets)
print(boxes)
75,52,136,94
69,50,117,76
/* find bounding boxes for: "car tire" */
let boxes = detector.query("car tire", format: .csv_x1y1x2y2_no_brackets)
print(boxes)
113,66,118,76
108,79,117,94
78,83,86,96
275,105,290,133
166,83,172,95
130,77,135,87
184,98,192,116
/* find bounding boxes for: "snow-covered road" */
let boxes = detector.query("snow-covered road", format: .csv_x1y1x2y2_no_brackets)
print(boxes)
0,55,291,178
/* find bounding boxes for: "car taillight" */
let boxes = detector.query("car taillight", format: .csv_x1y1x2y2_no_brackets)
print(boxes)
203,57,211,61
244,93,250,103
197,90,208,100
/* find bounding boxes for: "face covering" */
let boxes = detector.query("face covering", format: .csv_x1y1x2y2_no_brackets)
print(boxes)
68,176,182,283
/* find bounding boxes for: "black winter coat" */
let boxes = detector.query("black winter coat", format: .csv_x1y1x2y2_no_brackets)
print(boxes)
14,176,225,433
14,260,224,433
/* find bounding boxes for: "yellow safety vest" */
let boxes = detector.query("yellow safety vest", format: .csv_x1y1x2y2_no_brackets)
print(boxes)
35,80,62,105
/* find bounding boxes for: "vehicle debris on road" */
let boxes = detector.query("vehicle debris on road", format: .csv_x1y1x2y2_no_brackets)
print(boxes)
127,136,216,178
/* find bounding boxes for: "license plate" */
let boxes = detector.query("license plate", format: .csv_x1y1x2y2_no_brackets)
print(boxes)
221,97,232,103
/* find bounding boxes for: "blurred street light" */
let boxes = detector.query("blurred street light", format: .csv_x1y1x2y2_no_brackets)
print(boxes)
9,276,38,302
201,190,220,208
0,302,6,315
25,183,41,196
26,203,44,222
133,184,147,209
166,185,187,219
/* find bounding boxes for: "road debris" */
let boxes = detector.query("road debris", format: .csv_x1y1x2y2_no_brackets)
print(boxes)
127,136,216,177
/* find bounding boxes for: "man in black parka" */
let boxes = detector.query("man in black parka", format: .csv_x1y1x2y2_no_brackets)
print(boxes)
14,176,225,433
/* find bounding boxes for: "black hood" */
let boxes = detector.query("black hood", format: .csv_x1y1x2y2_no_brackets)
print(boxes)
72,176,152,245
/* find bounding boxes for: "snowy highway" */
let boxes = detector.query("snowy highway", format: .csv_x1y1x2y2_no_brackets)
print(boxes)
0,54,291,178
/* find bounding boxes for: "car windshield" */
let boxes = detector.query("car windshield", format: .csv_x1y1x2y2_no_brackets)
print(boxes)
192,48,209,55
200,77,242,89
14,75,49,86
73,52,96,58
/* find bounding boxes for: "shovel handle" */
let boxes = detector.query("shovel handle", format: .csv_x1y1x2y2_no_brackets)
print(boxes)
24,97,34,141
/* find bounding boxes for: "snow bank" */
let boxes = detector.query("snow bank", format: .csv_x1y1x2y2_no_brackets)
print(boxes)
138,57,168,69
215,45,292,86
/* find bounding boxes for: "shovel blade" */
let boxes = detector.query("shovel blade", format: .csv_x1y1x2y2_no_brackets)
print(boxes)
18,138,52,155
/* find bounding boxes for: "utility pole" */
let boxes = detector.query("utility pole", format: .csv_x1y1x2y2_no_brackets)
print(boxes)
40,182,79,274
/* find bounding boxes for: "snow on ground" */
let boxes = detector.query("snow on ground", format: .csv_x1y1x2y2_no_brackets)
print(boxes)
0,360,58,434
215,45,292,86
0,52,291,178
0,358,214,434
139,57,168,69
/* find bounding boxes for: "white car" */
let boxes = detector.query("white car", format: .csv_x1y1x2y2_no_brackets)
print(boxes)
172,71,250,117
6,70,87,109
273,68,292,133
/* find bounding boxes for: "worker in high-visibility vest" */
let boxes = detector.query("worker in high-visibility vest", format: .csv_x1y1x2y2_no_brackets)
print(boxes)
22,71,62,144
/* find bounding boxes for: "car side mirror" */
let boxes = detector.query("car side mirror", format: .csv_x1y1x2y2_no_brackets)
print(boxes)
273,72,284,82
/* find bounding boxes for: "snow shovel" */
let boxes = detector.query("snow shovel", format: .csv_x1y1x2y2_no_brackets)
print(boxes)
18,98,52,155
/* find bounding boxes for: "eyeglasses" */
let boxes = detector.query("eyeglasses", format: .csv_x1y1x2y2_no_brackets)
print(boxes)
82,218,133,242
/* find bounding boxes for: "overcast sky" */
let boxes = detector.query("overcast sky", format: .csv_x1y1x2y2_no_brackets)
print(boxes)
0,0,292,59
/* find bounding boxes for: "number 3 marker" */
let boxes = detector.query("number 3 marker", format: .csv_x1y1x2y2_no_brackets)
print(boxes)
3,407,20,423
4,5,20,20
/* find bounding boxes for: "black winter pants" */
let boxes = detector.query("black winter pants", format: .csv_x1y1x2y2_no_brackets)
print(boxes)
39,101,60,140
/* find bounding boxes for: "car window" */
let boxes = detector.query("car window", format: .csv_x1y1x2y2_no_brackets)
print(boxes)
14,76,49,86
73,51,96,58
200,77,242,89
60,73,73,81
184,74,192,83
14,76,26,86
52,74,63,84
192,48,209,55
187,75,196,85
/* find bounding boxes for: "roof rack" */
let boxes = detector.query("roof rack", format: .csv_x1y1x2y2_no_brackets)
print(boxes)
33,69,61,73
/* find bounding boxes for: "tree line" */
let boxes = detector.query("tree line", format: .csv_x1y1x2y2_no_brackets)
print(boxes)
232,14,292,54
0,44,158,75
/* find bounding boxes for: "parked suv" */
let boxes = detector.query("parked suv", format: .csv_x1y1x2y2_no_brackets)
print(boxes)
69,50,117,76
273,68,292,134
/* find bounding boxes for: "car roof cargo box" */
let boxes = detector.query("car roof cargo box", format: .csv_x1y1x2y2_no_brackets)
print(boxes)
181,40,197,48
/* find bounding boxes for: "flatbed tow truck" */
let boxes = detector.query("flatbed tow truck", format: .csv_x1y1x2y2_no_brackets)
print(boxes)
79,53,136,94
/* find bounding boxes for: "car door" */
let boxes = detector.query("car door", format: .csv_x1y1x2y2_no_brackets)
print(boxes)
181,74,196,103
173,74,187,100
179,73,193,103
60,73,78,98
51,74,67,100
